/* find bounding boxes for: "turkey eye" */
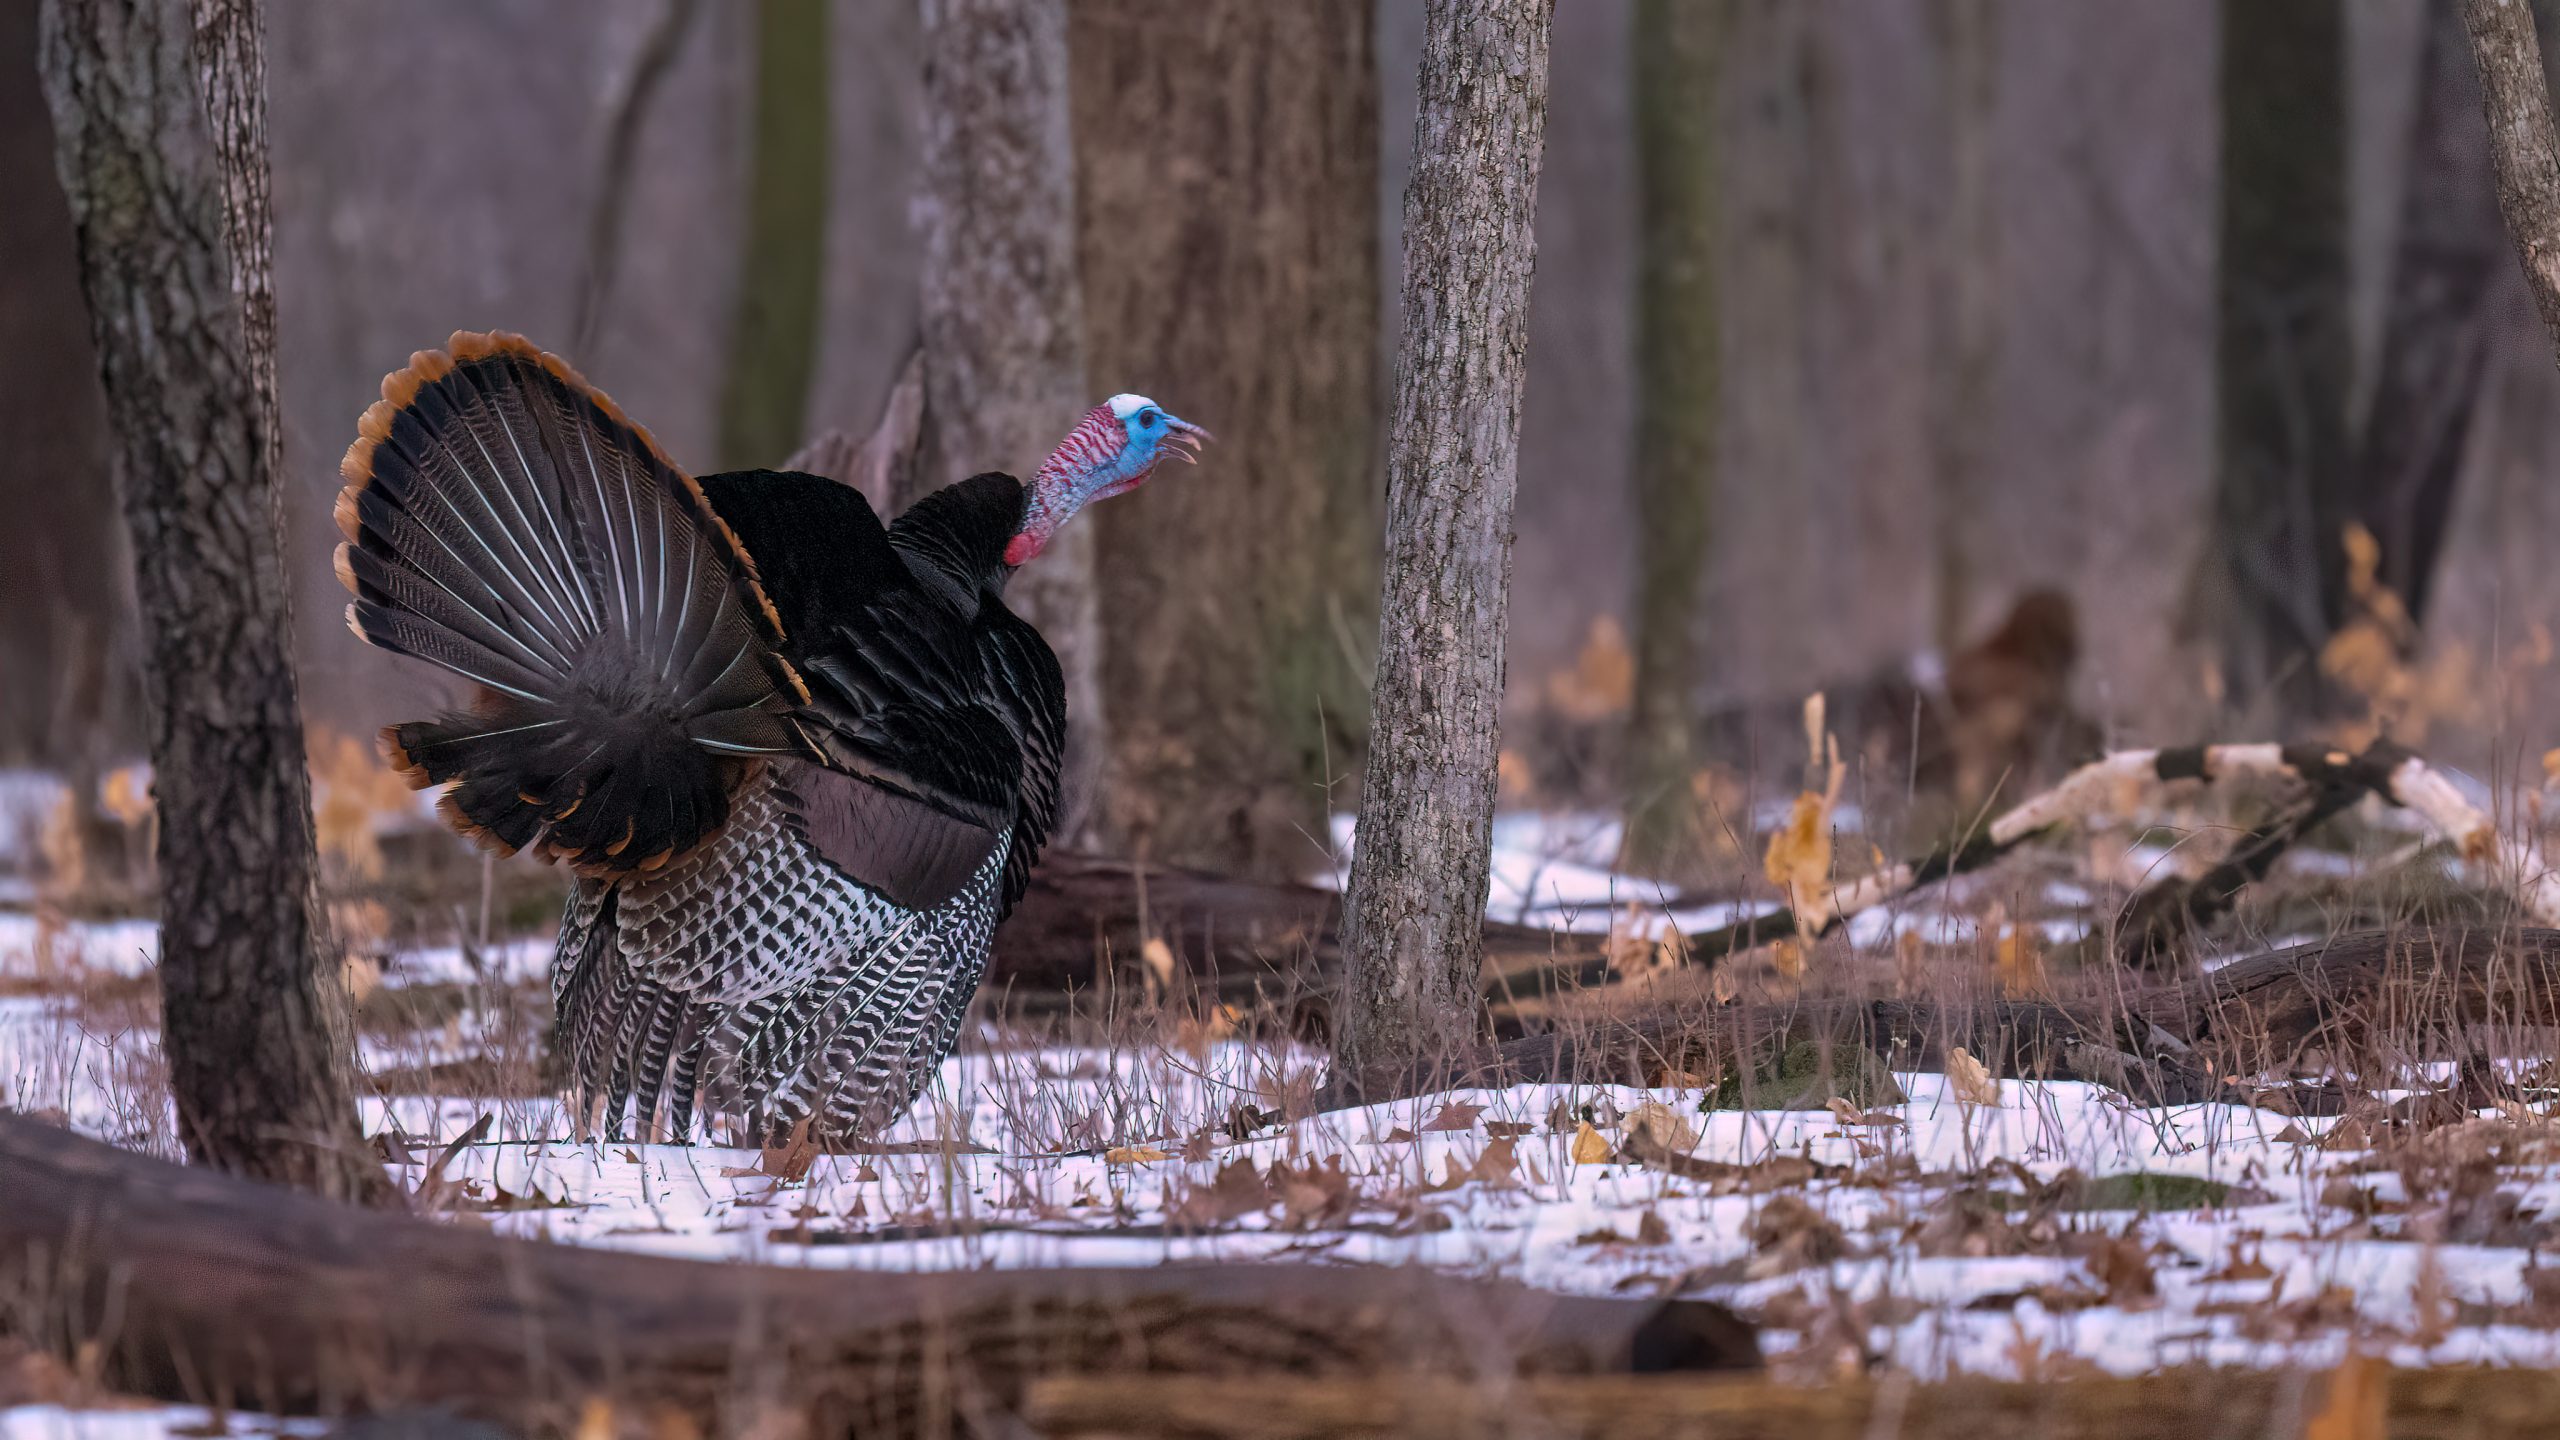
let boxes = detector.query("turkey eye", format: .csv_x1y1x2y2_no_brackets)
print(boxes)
1141,410,1160,428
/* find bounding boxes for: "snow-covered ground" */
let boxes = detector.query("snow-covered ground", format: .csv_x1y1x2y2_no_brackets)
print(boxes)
7,798,2557,1433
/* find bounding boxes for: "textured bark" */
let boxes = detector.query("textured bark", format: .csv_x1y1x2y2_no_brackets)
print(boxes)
1032,1366,2560,1440
713,0,828,468
1332,0,1554,1089
38,0,387,1203
2194,0,2351,715
0,1115,1756,1429
2465,0,2560,362
1926,0,2002,653
1069,0,1380,880
1617,0,1720,880
2351,0,2504,623
915,0,1102,840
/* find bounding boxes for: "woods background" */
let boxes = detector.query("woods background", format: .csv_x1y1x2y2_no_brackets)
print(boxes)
8,0,2558,880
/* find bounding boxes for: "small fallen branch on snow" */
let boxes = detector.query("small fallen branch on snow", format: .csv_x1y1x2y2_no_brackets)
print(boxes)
1581,739,2560,988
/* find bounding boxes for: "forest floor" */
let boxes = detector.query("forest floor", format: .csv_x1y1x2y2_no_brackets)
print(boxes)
9,778,2560,1435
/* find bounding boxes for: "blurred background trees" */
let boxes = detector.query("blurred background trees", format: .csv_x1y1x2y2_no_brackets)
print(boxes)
12,0,2560,896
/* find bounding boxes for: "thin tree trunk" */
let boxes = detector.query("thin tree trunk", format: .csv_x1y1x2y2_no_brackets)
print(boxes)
2464,0,2560,358
714,0,828,468
1618,0,1720,880
2193,0,2351,717
915,0,1103,840
2350,0,2504,625
1069,0,1379,880
1927,0,2001,655
38,0,388,1203
1333,0,1554,1090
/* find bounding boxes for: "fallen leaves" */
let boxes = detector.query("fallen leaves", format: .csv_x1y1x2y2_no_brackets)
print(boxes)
1945,1047,2002,1106
1620,1099,1700,1153
1762,693,1847,944
1569,1121,1615,1165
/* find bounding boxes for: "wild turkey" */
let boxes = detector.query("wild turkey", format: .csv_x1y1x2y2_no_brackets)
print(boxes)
333,331,1205,1143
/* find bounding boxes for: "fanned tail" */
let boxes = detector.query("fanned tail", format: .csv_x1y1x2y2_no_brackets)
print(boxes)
335,331,806,872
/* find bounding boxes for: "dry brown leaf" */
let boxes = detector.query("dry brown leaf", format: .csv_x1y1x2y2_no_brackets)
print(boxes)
1420,1101,1485,1133
1103,1145,1170,1165
760,1117,819,1181
2303,1351,2385,1440
1621,1099,1700,1153
1827,1097,1900,1128
1946,1047,2002,1106
1570,1121,1615,1165
1544,615,1635,721
1139,936,1176,995
1993,919,2049,1001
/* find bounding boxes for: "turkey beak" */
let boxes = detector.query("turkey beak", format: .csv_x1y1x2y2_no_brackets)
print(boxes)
1162,415,1212,465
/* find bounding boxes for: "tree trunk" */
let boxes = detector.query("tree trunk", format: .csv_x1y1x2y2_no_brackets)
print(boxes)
1926,0,2002,655
1617,0,1721,881
2193,0,2350,716
37,0,387,1203
2351,0,2505,625
1332,0,1554,1091
713,0,828,469
1068,0,1380,881
915,0,1104,840
0,1115,1755,1430
2465,0,2560,359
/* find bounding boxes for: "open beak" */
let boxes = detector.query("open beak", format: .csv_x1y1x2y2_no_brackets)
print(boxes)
1162,415,1213,465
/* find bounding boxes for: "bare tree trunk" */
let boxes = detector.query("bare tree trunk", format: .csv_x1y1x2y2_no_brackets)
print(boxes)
1069,0,1380,881
1333,0,1554,1090
2351,0,2505,624
915,0,1103,839
2465,0,2560,357
2193,0,2350,716
38,0,388,1203
714,0,828,468
1618,0,1720,880
1927,0,2002,655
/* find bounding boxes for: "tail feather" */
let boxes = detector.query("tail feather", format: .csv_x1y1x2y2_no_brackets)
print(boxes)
338,331,798,872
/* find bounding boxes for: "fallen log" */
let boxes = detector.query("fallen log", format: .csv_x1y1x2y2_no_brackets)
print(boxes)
1339,927,2560,1109
991,850,1609,1026
1025,1365,2560,1440
0,1116,1755,1433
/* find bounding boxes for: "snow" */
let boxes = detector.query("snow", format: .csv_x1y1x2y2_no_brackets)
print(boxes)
11,801,2560,1433
0,1410,322,1440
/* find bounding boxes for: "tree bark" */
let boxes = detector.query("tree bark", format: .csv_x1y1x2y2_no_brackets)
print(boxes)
2194,0,2351,716
38,0,388,1204
713,0,829,468
2465,0,2560,360
2352,0,2505,624
1030,1366,2560,1440
1926,0,2002,655
1332,0,1554,1091
1617,0,1721,881
0,1115,1756,1430
1069,0,1380,880
915,0,1104,839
